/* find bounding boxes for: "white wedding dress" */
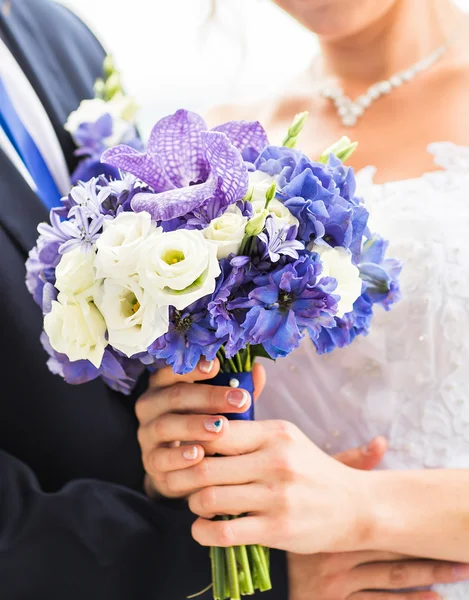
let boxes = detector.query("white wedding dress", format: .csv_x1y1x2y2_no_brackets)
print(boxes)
257,142,469,600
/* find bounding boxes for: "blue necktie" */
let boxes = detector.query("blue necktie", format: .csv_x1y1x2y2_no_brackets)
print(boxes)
0,77,62,210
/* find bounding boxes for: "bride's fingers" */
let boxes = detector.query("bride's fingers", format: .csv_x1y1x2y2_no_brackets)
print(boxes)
334,436,388,471
349,592,442,600
351,559,469,591
188,484,267,518
252,362,266,400
192,515,270,548
165,454,261,497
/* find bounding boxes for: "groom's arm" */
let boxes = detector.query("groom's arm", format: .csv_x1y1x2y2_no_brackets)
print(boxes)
0,448,211,599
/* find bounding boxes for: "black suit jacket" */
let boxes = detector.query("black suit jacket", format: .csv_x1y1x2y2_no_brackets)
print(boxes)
0,1,287,598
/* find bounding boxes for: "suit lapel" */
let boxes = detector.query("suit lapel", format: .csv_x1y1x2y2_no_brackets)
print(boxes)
0,147,48,255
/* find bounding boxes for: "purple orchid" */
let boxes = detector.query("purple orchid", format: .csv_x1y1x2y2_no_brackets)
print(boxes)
258,217,305,263
101,110,268,221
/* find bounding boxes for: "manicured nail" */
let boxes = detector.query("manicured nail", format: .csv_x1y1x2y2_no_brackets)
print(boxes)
227,389,250,408
452,564,469,580
199,358,214,374
183,446,199,461
204,418,224,433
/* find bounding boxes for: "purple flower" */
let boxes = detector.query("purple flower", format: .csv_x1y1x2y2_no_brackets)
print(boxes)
312,294,373,354
148,299,222,375
359,235,402,309
101,110,268,221
38,207,103,255
258,217,305,263
99,174,149,217
311,235,402,354
254,146,368,259
208,259,249,357
70,113,142,185
40,333,144,395
231,255,338,359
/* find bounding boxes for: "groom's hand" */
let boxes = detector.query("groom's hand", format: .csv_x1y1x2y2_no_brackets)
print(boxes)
135,362,387,498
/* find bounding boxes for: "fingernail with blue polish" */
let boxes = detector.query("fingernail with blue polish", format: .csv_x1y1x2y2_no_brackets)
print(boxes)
204,417,224,433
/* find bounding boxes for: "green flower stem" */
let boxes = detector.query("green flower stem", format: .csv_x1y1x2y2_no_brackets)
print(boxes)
224,545,240,600
256,546,272,591
235,353,243,373
244,345,252,372
248,545,272,592
235,545,255,596
227,358,238,373
213,546,227,599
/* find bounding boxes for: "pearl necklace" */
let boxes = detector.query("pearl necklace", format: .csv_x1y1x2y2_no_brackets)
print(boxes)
319,38,454,128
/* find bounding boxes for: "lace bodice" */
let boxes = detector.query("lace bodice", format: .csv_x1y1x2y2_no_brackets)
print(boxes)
257,143,469,599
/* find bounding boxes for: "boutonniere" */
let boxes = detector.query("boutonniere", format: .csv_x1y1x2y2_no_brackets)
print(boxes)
64,56,143,183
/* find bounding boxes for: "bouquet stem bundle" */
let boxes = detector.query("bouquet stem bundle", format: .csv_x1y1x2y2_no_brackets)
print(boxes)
209,347,272,599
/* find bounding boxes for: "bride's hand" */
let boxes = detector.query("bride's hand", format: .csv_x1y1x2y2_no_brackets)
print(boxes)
288,551,462,600
187,420,373,553
135,361,385,499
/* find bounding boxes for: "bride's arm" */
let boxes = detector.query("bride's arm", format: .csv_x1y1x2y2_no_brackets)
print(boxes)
359,469,469,563
187,421,469,564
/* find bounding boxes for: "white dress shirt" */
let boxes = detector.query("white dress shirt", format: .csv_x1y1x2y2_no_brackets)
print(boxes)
0,36,70,195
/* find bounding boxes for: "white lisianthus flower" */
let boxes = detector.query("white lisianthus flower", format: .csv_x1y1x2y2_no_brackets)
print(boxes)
95,211,156,279
203,206,248,259
95,277,169,358
65,96,136,147
252,197,299,228
248,171,299,228
138,229,221,310
55,247,97,298
247,171,276,203
311,244,363,318
44,295,107,368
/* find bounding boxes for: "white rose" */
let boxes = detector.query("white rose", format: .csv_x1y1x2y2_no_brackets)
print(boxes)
65,97,135,147
95,277,169,358
95,211,156,278
203,205,248,259
249,171,299,228
138,229,221,310
55,247,97,298
312,244,363,318
44,295,107,368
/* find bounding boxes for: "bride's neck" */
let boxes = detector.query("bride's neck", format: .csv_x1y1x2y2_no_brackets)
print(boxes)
318,0,461,93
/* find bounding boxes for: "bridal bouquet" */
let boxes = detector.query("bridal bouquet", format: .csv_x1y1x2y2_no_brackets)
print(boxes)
26,107,401,599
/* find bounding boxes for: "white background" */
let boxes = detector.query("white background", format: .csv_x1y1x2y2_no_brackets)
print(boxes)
59,0,469,136
59,0,316,134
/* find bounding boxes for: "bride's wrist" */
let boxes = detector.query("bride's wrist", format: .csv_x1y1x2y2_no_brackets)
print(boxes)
352,470,407,553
